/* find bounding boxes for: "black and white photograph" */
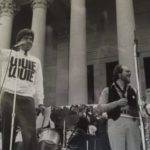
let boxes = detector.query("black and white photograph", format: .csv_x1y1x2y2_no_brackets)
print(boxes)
0,0,150,150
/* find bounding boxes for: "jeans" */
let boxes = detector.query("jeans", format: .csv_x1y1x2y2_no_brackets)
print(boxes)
1,92,37,150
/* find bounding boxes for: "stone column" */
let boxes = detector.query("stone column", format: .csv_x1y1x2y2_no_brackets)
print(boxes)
56,35,69,106
69,0,88,104
0,0,16,48
116,0,137,88
31,0,47,66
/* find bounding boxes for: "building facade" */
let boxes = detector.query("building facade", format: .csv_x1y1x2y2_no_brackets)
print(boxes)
0,0,150,106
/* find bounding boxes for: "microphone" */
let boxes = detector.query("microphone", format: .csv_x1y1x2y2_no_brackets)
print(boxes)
13,41,26,48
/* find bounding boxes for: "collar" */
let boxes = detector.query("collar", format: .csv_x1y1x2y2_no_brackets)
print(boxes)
112,82,130,98
17,49,30,56
112,82,130,89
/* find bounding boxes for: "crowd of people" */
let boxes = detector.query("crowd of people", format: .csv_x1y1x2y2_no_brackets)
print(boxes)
0,28,149,150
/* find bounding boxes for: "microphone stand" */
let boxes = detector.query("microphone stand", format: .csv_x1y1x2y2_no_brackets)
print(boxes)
133,33,146,150
62,119,67,150
9,50,19,150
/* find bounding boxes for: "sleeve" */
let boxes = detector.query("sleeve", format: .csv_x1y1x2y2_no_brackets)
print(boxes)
34,59,44,105
0,49,5,60
0,49,11,61
98,87,109,105
98,87,116,113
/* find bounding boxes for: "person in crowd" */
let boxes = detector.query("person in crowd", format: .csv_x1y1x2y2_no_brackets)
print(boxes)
143,88,150,115
98,64,141,150
0,28,45,150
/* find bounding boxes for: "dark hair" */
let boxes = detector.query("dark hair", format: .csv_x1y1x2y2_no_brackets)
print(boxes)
16,28,34,42
112,64,123,82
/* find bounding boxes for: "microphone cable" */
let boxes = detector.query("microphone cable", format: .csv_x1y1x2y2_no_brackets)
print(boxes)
0,48,13,97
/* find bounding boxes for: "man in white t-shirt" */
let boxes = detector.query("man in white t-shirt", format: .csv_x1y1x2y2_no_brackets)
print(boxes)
0,28,45,150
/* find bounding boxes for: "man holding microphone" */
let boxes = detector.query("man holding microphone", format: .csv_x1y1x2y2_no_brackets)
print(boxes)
98,65,141,150
0,28,45,150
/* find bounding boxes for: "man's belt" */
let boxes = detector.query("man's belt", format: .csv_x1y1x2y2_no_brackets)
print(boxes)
121,110,130,115
121,110,139,118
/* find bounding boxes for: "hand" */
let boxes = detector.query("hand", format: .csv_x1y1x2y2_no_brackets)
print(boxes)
88,125,97,135
145,104,150,116
121,105,130,111
38,104,46,114
117,98,128,107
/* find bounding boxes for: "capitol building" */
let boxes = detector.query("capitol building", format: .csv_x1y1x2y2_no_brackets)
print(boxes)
0,0,150,106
